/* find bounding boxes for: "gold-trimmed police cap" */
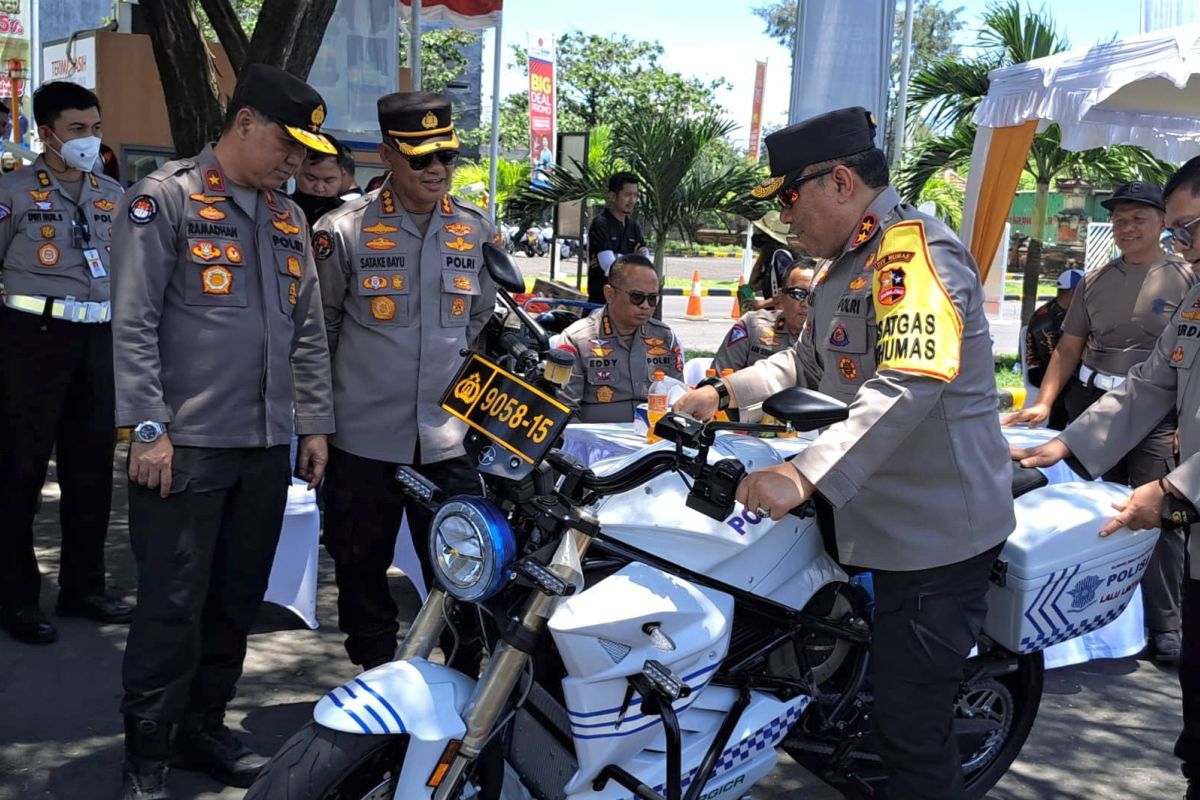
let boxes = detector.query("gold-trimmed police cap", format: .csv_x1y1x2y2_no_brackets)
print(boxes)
230,64,336,155
378,92,460,156
751,106,878,198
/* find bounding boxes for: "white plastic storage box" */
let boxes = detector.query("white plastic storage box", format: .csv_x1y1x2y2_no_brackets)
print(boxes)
984,481,1160,654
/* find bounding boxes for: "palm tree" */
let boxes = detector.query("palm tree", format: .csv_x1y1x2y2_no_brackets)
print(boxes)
525,114,766,282
451,157,531,220
902,0,1174,320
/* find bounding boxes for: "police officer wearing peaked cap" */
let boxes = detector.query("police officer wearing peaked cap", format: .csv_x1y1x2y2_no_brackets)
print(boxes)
313,91,496,672
0,81,129,646
111,64,335,800
675,107,1015,798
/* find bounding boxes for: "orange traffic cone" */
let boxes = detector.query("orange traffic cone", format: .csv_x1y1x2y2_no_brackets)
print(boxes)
685,270,704,320
731,276,745,319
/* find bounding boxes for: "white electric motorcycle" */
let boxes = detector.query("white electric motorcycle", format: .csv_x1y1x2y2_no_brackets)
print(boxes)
248,246,1160,800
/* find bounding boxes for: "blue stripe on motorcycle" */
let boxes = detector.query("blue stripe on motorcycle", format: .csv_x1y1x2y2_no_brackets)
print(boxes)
566,662,719,720
327,691,373,734
355,678,407,733
363,704,391,734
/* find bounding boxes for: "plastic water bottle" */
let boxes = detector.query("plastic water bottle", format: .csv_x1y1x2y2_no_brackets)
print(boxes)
647,370,669,443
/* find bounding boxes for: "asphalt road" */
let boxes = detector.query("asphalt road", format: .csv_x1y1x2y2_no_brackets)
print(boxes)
515,253,1024,356
0,452,1186,799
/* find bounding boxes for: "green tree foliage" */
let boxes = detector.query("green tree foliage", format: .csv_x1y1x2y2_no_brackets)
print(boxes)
499,31,728,154
524,115,767,280
451,157,532,218
903,0,1175,318
398,28,480,94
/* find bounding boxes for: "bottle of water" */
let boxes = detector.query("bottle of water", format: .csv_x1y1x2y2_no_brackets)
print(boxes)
646,370,669,443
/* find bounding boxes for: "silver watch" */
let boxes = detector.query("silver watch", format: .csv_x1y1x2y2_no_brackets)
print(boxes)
133,421,167,443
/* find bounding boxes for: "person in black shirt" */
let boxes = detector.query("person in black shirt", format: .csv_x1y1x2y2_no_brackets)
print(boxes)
586,171,650,303
1023,268,1082,429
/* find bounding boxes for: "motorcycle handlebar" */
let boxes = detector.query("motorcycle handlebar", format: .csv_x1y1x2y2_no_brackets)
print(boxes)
571,450,681,498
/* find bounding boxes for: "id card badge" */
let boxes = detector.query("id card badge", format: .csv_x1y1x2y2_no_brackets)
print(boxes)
84,248,106,278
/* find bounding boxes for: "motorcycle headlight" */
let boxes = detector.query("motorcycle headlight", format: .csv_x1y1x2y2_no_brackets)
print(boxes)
428,496,517,603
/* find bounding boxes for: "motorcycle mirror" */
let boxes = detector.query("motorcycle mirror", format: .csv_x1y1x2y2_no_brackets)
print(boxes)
761,387,848,432
482,242,527,294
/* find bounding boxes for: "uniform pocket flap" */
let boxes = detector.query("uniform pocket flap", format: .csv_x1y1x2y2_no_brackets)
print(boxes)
442,269,481,295
825,315,868,355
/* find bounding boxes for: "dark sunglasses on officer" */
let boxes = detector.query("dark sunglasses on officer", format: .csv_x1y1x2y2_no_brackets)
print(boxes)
609,284,660,307
392,145,458,172
781,286,810,303
1164,213,1200,252
776,166,836,210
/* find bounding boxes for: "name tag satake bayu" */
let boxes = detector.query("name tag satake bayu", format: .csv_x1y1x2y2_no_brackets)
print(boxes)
984,481,1160,654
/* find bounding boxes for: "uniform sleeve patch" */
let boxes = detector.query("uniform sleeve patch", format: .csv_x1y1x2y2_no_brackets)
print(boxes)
727,321,748,344
312,230,334,261
0,203,10,222
872,220,962,382
128,195,158,225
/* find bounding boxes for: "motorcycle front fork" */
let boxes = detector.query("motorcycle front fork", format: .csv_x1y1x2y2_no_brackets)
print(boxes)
399,528,593,800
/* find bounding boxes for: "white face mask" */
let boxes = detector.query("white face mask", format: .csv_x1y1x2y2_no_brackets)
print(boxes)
51,133,102,173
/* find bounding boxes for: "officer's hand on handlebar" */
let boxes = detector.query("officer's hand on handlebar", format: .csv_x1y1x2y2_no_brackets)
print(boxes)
130,434,174,499
673,386,721,422
1010,437,1071,469
1001,402,1050,428
1100,479,1168,537
735,461,814,521
296,434,329,490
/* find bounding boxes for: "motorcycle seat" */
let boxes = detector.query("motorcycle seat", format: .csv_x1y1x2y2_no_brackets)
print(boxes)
1011,462,1048,499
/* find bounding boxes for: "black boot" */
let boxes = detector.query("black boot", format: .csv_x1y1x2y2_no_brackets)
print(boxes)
172,711,268,788
121,717,171,800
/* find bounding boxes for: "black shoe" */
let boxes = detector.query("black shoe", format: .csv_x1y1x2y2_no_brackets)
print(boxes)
172,715,267,788
1151,631,1182,666
56,593,134,624
122,717,171,800
0,606,57,644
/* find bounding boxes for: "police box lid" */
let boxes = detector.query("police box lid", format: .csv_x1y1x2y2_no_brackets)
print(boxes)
1000,481,1160,590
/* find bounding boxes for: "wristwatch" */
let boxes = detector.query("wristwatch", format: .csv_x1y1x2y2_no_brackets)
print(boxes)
133,421,167,443
697,376,731,411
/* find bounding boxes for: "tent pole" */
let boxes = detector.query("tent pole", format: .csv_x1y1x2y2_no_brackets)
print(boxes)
410,0,422,90
487,11,503,222
891,0,915,168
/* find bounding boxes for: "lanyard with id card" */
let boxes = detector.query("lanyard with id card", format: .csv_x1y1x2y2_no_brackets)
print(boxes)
73,204,105,278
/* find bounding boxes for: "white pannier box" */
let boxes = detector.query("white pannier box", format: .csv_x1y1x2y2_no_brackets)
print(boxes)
984,481,1160,654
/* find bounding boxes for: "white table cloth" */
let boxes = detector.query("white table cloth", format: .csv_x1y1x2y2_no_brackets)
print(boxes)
263,480,322,629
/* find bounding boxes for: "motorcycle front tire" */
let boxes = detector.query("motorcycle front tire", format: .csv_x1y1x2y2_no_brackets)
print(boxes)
245,722,408,799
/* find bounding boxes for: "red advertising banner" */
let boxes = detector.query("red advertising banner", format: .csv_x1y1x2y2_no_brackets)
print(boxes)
748,60,767,162
528,54,555,186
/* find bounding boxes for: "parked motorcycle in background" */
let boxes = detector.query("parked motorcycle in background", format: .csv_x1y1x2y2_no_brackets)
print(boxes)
248,244,1162,800
520,226,548,258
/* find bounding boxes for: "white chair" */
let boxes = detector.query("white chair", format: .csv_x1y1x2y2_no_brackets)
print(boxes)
683,356,713,387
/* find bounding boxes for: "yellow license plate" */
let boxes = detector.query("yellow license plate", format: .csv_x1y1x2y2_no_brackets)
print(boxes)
440,354,573,467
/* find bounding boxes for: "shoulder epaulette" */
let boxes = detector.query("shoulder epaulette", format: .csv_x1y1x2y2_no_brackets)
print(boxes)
143,158,196,184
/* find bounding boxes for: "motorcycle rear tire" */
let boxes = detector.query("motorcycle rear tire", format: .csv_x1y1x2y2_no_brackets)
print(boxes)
245,722,408,800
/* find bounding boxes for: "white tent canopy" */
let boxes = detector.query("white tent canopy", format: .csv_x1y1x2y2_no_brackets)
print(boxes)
962,23,1200,285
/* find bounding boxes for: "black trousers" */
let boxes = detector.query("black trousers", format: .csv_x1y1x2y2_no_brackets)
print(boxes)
1065,378,1185,633
587,265,608,305
1177,558,1200,781
322,446,484,669
869,542,1004,800
0,307,114,611
121,446,289,721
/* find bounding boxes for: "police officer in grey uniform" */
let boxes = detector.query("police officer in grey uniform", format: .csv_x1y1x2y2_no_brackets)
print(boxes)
0,82,129,646
713,260,813,373
111,65,335,799
1005,180,1194,663
314,92,496,672
1014,157,1200,800
676,108,1014,799
557,254,684,423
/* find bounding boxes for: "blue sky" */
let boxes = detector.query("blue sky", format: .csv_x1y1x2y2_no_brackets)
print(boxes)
480,0,1153,146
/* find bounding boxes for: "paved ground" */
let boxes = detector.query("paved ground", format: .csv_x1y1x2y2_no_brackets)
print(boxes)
0,452,1187,799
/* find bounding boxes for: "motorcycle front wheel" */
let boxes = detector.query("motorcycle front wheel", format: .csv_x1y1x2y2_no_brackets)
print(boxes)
247,722,527,800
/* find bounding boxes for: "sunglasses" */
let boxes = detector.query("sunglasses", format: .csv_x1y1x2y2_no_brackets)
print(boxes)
781,286,811,302
776,166,836,209
401,149,459,171
610,285,660,307
1164,213,1200,252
